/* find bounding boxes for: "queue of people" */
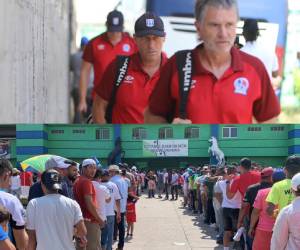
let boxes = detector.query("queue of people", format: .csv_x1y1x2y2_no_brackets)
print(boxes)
174,156,300,250
71,0,280,124
0,157,141,250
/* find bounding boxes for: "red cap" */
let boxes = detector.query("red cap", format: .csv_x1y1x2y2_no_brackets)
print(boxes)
261,167,274,177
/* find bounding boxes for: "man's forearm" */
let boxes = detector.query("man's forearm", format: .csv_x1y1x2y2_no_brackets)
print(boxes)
79,72,89,103
27,230,36,250
85,199,102,223
249,208,259,231
92,95,107,124
13,229,28,250
116,199,121,214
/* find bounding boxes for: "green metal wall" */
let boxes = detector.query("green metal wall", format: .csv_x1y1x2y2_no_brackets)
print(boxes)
13,124,300,168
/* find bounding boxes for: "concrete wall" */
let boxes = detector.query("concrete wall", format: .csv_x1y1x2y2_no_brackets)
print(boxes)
0,0,72,123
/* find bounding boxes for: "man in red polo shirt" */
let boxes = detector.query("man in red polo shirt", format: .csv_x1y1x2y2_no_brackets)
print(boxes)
92,12,167,124
78,10,137,115
144,0,280,124
73,159,104,250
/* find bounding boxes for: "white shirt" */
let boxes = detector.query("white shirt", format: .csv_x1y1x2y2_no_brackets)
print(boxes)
0,190,26,226
26,194,83,250
10,176,21,190
217,180,242,209
92,181,110,221
100,181,121,216
241,41,279,79
271,197,300,250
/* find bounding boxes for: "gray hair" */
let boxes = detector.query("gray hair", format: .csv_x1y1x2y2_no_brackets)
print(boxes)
195,0,239,22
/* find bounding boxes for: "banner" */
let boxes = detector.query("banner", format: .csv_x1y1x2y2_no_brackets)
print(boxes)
143,140,188,157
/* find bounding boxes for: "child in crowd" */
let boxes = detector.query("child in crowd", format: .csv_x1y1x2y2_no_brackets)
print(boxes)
0,205,15,250
126,193,139,238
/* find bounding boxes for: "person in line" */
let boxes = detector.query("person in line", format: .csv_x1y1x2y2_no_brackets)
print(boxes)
126,192,139,238
0,159,28,250
99,170,121,250
26,169,87,250
28,156,78,201
248,170,286,250
109,165,129,250
92,169,111,237
170,170,179,200
237,167,273,249
266,155,300,217
0,205,16,250
145,0,280,124
73,159,104,250
271,172,300,250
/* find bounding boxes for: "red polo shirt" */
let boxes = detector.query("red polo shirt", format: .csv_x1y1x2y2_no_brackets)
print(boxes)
230,171,261,198
73,176,98,223
83,32,137,98
148,45,280,123
95,53,168,124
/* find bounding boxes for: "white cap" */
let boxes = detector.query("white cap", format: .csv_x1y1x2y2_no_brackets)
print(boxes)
108,164,120,172
291,172,300,191
131,166,137,171
45,156,71,170
82,159,96,168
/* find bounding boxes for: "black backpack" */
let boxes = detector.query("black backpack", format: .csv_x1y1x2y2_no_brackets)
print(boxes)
101,50,193,123
175,50,193,120
105,55,131,123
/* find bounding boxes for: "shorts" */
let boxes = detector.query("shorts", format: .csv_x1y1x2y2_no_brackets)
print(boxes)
222,207,240,231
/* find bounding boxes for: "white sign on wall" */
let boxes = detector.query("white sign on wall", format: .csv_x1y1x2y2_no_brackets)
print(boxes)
143,140,188,157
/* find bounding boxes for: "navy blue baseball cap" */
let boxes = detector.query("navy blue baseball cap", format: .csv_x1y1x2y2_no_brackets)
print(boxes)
134,12,165,37
272,169,286,183
106,10,124,32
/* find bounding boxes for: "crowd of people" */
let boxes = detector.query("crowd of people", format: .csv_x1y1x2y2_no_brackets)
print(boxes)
166,157,300,250
70,0,280,124
0,157,142,250
1,155,300,249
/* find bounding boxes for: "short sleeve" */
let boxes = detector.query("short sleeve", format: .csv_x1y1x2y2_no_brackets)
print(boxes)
230,176,240,194
26,200,36,230
73,200,83,225
148,57,176,119
82,41,94,63
266,184,279,205
253,190,264,210
82,180,95,196
253,60,280,122
10,197,26,227
94,60,117,101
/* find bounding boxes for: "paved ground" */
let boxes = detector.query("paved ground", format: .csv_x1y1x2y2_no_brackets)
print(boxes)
113,195,223,250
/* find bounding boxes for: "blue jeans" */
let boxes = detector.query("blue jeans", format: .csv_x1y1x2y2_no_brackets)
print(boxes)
101,216,115,250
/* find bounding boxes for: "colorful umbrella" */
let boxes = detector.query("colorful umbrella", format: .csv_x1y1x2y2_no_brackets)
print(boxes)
20,154,74,173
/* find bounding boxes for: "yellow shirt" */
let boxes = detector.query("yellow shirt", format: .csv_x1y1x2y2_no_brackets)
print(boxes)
266,179,294,211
